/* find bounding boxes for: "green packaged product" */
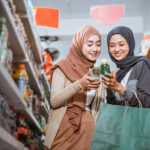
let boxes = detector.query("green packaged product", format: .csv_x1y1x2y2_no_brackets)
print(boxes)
100,59,111,77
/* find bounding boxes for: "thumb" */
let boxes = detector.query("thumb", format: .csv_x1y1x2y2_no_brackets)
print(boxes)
112,70,116,78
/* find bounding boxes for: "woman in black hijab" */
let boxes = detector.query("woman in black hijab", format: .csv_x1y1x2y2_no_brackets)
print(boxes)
102,26,150,107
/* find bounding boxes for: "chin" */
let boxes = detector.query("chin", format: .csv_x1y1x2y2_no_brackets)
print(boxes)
113,56,124,61
88,58,96,62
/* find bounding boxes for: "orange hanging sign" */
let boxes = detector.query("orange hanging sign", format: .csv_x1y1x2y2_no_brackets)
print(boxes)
34,7,59,28
91,5,124,25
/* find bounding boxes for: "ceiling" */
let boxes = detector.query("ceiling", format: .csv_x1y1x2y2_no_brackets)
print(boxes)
31,0,149,67
31,0,145,19
31,0,148,37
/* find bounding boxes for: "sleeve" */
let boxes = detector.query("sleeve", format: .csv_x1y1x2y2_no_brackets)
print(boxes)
106,89,124,105
50,68,83,108
122,61,150,108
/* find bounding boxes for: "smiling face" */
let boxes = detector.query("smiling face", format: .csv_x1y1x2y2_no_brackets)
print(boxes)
109,34,129,61
82,35,101,62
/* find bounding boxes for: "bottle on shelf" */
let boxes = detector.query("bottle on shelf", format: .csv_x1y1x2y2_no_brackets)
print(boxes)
13,64,29,105
100,59,111,77
0,17,8,65
3,42,13,74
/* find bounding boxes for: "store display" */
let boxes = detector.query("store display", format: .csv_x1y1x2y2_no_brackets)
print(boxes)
140,32,150,57
0,17,8,65
42,50,53,81
0,0,50,149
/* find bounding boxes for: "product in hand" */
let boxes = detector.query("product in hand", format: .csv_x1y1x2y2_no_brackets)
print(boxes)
90,63,100,79
100,59,111,77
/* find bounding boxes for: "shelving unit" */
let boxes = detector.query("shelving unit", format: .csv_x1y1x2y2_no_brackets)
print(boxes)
39,102,49,122
24,59,42,96
41,70,50,100
0,0,42,96
0,63,42,134
0,0,27,60
13,0,42,64
0,127,26,150
0,0,50,148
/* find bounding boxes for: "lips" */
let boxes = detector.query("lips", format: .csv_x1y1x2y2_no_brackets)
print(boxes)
114,52,122,57
90,54,98,58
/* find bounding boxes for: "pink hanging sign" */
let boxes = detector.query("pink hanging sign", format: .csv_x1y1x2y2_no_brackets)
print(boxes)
91,5,125,25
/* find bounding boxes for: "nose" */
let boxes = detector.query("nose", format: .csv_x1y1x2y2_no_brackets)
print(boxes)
115,45,120,52
92,44,97,51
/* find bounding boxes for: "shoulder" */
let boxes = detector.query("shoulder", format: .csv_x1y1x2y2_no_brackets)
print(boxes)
130,60,150,80
52,68,67,81
133,60,149,71
53,67,68,78
53,67,64,75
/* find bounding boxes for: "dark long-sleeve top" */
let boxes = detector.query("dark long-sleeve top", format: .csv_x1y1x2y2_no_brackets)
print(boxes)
107,60,150,108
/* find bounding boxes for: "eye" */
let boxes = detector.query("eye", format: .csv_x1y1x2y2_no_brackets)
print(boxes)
120,44,125,47
109,44,114,48
87,44,92,47
96,42,101,47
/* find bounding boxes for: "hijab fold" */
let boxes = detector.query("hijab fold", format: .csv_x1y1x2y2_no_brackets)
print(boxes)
107,26,150,82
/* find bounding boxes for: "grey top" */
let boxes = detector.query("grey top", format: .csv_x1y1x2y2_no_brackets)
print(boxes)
107,61,150,108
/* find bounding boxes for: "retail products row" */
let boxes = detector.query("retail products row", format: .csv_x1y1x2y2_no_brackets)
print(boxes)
0,0,51,150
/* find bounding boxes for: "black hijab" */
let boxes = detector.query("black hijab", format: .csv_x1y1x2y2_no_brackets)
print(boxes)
107,26,150,82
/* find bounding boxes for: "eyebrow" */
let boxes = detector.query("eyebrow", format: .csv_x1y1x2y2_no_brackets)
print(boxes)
87,40,101,43
109,40,125,44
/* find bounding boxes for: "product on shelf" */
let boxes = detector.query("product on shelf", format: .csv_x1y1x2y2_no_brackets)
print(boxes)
42,50,53,81
0,17,8,65
3,42,13,74
0,94,16,137
13,64,29,105
39,114,46,133
16,113,29,146
32,95,39,120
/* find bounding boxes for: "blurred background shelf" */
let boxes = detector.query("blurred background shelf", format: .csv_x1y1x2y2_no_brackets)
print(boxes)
41,70,50,100
13,0,42,64
0,63,42,134
0,126,26,150
0,0,27,60
39,102,49,122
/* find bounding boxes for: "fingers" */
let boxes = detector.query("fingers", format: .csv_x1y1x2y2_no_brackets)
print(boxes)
101,71,116,89
80,73,100,91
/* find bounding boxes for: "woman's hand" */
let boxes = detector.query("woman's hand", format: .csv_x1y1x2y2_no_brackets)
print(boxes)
101,71,125,94
80,72,100,91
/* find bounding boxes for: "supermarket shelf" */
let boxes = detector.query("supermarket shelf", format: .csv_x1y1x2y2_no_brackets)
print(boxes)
41,70,50,99
13,58,42,96
0,63,42,134
24,59,42,96
0,0,42,96
24,109,42,134
14,0,42,64
40,102,49,122
21,16,42,64
0,0,26,60
0,63,27,109
0,127,25,150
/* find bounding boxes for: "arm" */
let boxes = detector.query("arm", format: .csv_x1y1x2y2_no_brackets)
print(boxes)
123,61,150,107
106,89,124,105
50,68,82,108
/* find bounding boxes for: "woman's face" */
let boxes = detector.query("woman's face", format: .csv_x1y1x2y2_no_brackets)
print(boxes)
109,34,129,61
82,35,101,62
